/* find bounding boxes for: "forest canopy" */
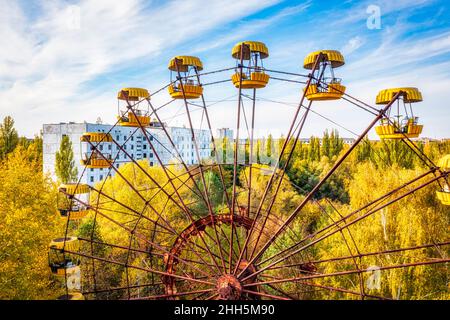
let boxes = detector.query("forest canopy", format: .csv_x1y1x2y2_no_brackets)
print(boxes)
0,115,448,300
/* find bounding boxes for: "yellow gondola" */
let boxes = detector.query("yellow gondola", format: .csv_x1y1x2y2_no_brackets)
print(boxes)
436,154,450,205
117,88,151,127
58,183,90,220
48,237,80,276
303,50,345,101
374,87,423,140
80,132,113,168
168,56,204,99
231,41,269,89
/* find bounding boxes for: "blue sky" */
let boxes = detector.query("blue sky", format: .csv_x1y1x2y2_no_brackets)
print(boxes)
1,0,449,138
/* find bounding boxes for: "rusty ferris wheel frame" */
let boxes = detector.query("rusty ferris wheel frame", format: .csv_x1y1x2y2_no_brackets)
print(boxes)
58,45,449,300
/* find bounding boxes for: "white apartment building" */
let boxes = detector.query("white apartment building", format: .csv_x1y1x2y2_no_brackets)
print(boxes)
43,122,211,185
170,126,211,165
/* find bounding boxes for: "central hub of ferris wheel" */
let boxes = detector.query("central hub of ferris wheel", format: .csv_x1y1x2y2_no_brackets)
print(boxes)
216,275,243,300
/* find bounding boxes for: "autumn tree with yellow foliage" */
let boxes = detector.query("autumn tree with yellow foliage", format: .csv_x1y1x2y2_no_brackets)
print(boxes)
0,144,63,299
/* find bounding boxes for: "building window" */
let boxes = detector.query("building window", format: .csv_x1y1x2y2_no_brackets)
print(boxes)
108,144,111,150
90,176,94,183
150,161,154,166
100,175,103,180
124,145,127,150
124,135,127,141
131,136,134,141
116,135,119,141
150,153,153,158
90,168,94,172
149,135,153,141
143,144,147,150
143,153,147,158
116,164,119,168
131,145,134,150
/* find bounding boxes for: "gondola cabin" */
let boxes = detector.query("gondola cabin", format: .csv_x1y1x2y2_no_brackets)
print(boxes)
80,132,113,169
117,88,151,127
168,56,204,99
231,41,269,89
375,87,423,139
303,50,345,101
57,183,90,220
48,237,80,276
436,154,450,205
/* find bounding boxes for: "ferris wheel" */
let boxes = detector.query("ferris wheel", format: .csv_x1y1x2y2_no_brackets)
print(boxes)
48,41,449,300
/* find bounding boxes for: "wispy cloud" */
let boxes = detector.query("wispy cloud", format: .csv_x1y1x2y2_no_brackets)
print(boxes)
190,2,312,54
0,0,280,135
0,0,449,139
341,36,365,55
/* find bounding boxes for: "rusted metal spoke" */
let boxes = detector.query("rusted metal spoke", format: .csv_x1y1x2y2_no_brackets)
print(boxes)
67,193,216,278
234,53,323,276
130,288,215,300
127,103,225,274
173,58,228,273
295,281,390,300
193,67,232,211
241,173,444,282
266,241,450,270
238,92,403,279
241,289,291,300
243,258,450,288
258,168,438,266
64,249,215,287
229,44,246,274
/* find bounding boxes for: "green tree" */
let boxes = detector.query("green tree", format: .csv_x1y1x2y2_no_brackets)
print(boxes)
357,136,372,162
309,136,321,162
0,116,19,159
256,139,261,164
322,130,331,158
264,134,274,166
329,129,343,158
55,135,78,183
244,138,250,164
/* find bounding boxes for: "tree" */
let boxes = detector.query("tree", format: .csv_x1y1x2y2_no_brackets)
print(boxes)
256,139,261,164
316,163,449,299
329,129,343,158
309,136,321,162
0,116,19,159
0,146,64,299
55,135,78,183
322,130,331,158
266,134,273,159
244,138,250,164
